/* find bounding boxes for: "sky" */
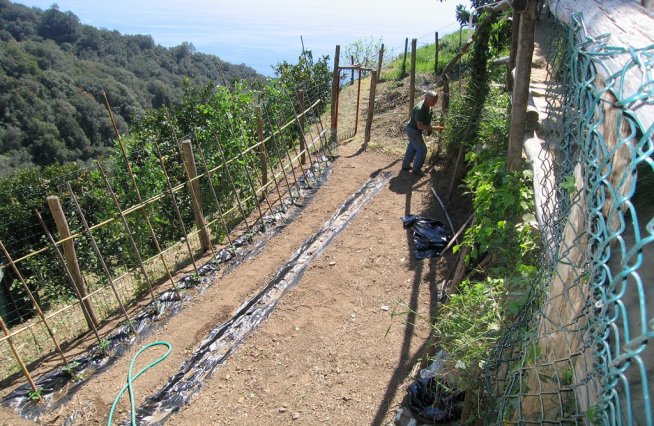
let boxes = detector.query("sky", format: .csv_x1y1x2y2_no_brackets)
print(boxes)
15,0,462,76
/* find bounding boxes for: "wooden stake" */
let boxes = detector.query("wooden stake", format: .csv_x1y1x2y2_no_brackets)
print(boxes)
330,45,340,143
102,93,179,294
435,32,440,75
96,164,157,302
508,0,538,172
256,106,268,188
67,185,131,325
409,38,417,118
35,210,102,343
192,136,234,246
377,43,384,77
364,71,378,146
181,141,212,252
0,241,68,365
46,196,99,329
150,140,200,276
0,316,40,400
350,56,355,85
401,38,409,77
298,90,307,165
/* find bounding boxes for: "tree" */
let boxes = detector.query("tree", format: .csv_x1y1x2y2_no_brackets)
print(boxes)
38,5,81,44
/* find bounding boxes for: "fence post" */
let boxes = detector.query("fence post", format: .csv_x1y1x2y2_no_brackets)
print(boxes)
401,37,409,77
409,38,417,118
181,140,212,252
351,56,355,85
298,90,307,165
256,106,268,187
0,316,40,399
508,0,538,172
46,196,98,329
330,45,340,143
377,43,384,77
364,70,378,146
434,32,440,74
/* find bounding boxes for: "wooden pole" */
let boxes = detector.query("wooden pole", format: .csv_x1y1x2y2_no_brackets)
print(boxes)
67,185,132,324
330,45,340,143
255,106,284,207
96,164,158,302
435,32,440,75
181,140,212,252
507,0,538,172
506,9,521,91
298,91,307,165
364,70,378,146
350,56,355,85
409,38,417,118
102,93,178,293
377,43,384,77
212,135,252,232
354,67,362,135
256,106,268,188
192,137,234,246
46,196,98,329
401,38,409,77
0,241,68,365
35,210,102,343
150,139,200,276
0,316,40,399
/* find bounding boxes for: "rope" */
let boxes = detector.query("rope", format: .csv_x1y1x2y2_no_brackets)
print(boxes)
107,341,172,426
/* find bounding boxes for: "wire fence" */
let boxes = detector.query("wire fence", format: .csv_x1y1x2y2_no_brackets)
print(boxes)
0,78,334,390
483,11,653,425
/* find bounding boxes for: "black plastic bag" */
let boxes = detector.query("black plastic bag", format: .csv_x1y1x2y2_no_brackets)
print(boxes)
401,215,452,259
407,377,465,423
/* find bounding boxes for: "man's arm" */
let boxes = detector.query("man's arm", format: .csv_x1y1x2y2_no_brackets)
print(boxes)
416,121,444,132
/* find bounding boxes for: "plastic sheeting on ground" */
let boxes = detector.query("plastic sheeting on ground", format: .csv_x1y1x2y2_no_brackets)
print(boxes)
401,215,452,259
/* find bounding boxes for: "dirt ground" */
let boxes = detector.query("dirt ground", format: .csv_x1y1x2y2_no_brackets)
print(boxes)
0,73,470,425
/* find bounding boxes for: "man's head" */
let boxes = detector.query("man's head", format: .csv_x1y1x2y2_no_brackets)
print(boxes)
424,90,438,107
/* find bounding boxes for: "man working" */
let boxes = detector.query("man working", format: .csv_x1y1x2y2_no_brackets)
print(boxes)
401,91,444,177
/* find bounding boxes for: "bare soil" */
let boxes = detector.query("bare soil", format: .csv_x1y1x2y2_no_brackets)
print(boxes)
1,74,470,425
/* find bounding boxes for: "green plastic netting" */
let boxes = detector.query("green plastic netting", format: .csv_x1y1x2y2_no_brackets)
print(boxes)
483,11,654,425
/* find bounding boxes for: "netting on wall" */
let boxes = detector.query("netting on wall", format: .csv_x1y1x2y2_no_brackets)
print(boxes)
483,12,654,425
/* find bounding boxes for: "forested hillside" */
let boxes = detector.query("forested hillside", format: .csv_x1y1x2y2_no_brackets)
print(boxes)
0,0,263,176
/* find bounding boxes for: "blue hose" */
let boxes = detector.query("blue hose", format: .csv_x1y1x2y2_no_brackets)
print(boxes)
107,341,172,426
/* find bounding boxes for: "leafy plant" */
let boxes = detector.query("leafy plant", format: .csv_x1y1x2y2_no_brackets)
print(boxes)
27,388,42,401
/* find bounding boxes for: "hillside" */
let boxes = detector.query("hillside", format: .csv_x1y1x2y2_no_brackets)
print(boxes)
0,0,263,176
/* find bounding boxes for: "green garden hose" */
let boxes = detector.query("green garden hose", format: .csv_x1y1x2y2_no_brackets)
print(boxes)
107,341,172,426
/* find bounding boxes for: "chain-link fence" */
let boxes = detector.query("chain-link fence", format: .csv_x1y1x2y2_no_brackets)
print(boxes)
484,10,653,425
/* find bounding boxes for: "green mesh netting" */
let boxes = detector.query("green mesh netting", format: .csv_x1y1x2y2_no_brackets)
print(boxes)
483,11,654,425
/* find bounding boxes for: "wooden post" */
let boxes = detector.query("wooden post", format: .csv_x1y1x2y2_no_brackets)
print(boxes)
256,106,268,187
67,186,132,323
298,91,307,165
351,56,355,85
46,196,98,329
0,316,40,399
330,45,340,143
377,43,384,77
506,9,521,91
364,71,378,146
409,38,417,118
181,140,212,252
434,32,440,74
401,38,409,77
507,0,538,172
442,74,451,114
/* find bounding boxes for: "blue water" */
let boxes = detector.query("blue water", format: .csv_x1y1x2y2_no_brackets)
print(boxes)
16,0,460,75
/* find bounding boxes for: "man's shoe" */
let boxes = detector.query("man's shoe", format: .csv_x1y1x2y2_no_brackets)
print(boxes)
411,170,425,177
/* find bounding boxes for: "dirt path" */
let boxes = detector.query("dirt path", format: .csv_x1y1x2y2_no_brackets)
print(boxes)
1,77,469,425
